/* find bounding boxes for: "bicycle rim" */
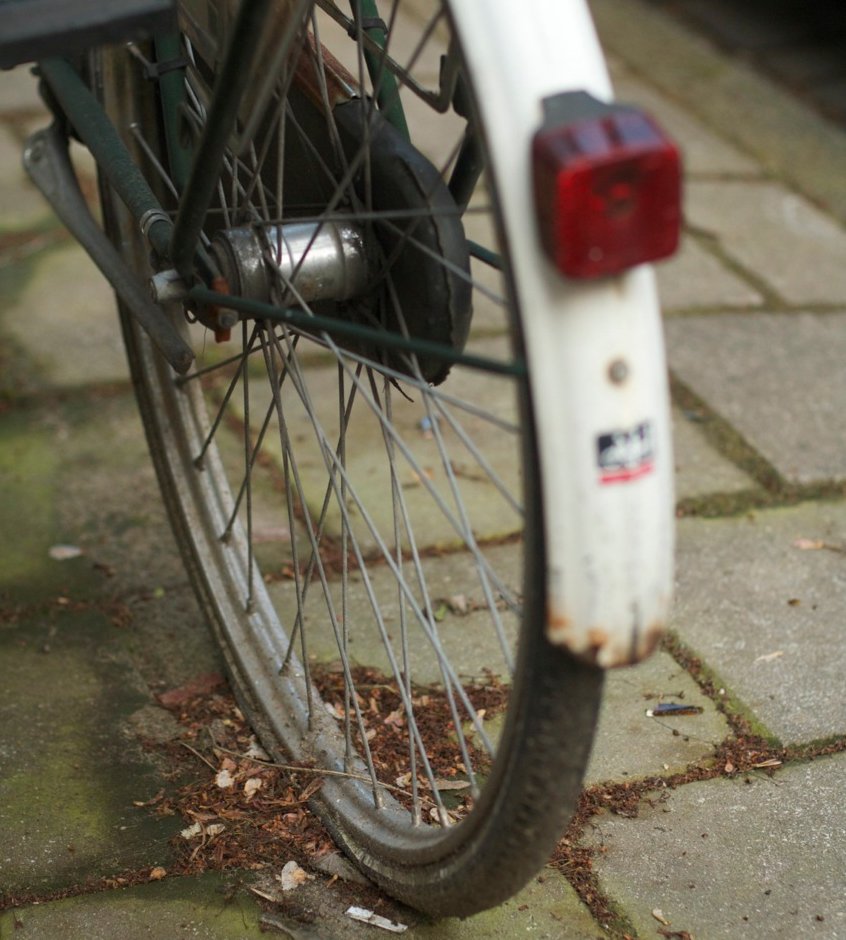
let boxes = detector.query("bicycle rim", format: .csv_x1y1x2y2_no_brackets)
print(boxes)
93,0,603,915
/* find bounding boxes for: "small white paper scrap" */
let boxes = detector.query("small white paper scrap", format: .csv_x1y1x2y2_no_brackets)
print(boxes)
345,906,408,933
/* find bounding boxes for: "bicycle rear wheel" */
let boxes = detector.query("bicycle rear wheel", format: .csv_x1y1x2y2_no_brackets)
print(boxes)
93,0,603,916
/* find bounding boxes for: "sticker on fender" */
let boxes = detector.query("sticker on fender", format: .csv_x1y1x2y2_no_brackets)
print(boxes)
597,421,654,484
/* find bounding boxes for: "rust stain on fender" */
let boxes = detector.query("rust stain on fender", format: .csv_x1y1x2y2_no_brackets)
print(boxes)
546,610,667,668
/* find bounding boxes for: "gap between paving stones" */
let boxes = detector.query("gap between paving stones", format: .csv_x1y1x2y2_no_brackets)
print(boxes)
670,374,846,517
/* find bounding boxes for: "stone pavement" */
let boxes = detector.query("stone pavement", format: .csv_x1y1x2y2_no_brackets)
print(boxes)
2,2,846,937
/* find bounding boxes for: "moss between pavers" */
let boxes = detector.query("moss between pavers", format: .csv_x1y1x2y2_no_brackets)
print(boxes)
0,872,266,940
0,609,182,900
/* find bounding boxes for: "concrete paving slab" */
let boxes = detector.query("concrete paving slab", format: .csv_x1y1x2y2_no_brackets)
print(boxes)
47,392,185,600
0,123,54,232
0,866,604,939
1,243,125,389
586,752,846,939
657,236,763,312
673,0,815,51
590,0,846,224
763,40,846,89
0,873,267,940
405,872,604,939
685,181,846,305
249,868,604,940
609,65,762,177
0,66,44,114
0,608,180,899
666,312,846,485
672,405,759,500
587,650,731,785
120,587,224,695
814,75,846,127
673,503,846,744
268,542,520,683
0,392,182,606
241,336,523,554
0,407,87,603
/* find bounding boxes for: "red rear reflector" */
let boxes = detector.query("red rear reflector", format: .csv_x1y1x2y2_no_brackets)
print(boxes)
533,107,681,279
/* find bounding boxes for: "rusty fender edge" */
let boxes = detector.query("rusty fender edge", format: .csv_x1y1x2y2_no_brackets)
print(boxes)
547,612,666,668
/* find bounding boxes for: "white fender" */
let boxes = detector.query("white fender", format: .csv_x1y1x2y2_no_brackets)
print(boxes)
450,0,675,666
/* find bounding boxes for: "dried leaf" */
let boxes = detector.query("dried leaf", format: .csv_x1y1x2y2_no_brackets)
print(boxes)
245,737,269,761
652,908,671,926
215,768,235,789
794,538,825,550
753,650,784,664
181,822,203,839
156,673,225,708
324,701,345,720
384,708,405,727
434,779,471,792
447,594,468,615
132,789,164,808
149,867,167,881
244,777,263,800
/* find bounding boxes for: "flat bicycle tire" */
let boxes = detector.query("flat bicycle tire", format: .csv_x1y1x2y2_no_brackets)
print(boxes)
91,0,604,916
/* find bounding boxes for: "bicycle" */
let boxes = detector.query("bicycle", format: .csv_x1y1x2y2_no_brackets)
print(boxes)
4,0,680,917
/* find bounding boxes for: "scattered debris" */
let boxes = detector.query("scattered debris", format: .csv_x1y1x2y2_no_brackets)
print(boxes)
276,860,313,892
48,544,83,561
244,736,270,761
753,650,784,664
314,851,372,886
793,537,845,554
181,822,225,840
652,908,671,926
156,673,226,709
243,777,263,800
131,789,165,808
752,758,782,769
148,867,167,881
418,415,436,438
446,593,468,615
215,767,235,789
434,778,471,792
345,907,408,932
646,703,704,718
324,700,346,720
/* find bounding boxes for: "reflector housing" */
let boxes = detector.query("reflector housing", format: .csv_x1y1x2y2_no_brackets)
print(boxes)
533,93,682,279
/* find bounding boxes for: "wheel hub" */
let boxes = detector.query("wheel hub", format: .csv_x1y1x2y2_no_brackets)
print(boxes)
212,219,371,305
